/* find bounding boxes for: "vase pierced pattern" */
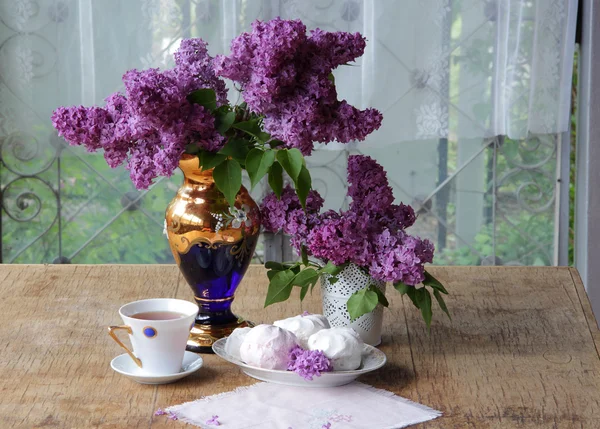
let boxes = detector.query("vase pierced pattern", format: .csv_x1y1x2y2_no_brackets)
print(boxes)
320,263,386,346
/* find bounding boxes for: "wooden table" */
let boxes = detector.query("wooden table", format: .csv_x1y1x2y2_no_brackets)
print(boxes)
1,265,600,428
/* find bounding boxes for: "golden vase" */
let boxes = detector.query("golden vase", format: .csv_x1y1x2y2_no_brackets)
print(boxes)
165,154,260,352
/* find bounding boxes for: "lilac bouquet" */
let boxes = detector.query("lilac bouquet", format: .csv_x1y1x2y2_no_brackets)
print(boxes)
52,18,382,207
261,155,450,327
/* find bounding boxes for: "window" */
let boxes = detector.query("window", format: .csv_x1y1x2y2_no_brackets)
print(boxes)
0,0,577,265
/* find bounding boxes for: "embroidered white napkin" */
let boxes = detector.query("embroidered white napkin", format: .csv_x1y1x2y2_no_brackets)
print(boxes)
166,381,441,429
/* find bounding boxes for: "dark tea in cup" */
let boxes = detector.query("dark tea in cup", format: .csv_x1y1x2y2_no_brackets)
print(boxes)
130,311,187,320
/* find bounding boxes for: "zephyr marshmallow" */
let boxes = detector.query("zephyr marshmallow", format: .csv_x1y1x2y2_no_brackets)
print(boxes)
273,314,330,347
239,324,299,370
307,327,364,371
224,327,252,361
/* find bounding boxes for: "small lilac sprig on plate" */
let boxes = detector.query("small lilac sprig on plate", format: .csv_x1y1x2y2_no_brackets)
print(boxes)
287,346,333,380
261,155,450,329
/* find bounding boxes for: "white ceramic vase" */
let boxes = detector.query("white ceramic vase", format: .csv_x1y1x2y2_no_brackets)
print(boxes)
320,263,386,346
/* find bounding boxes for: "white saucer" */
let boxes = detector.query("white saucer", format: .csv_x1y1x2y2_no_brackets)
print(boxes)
212,338,386,388
110,351,203,385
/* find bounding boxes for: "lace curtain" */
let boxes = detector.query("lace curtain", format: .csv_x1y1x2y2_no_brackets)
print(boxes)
280,0,577,144
0,0,578,264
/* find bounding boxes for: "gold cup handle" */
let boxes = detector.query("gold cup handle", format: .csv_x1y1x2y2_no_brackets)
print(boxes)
107,325,143,369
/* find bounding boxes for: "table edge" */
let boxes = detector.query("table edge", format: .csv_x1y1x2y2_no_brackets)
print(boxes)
569,267,600,360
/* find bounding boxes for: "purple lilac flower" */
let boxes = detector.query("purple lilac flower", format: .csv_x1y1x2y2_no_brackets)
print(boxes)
346,155,417,231
122,68,185,126
174,39,228,106
347,154,394,214
101,93,133,168
260,185,324,251
305,210,373,267
51,106,108,152
263,155,434,284
215,18,383,155
383,203,416,230
369,228,435,285
125,137,160,190
288,346,332,380
52,39,227,190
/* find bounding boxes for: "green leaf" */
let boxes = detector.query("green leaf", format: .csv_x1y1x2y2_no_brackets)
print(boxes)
258,131,271,142
371,285,389,307
416,288,433,330
246,149,276,189
347,287,379,320
293,268,319,288
321,261,344,276
213,159,242,207
184,144,200,155
300,286,309,301
328,276,338,285
265,261,285,271
394,281,410,295
216,111,236,134
200,152,227,170
268,139,285,148
310,277,320,293
405,286,420,309
294,166,312,209
301,245,309,266
423,271,448,294
219,139,251,164
327,72,335,84
283,261,300,270
268,162,284,198
232,119,260,134
232,119,270,142
276,148,304,181
267,270,277,281
433,289,451,320
264,270,295,307
187,89,217,111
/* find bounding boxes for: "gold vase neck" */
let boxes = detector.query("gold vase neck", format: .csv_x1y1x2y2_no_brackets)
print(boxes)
179,154,214,183
166,153,261,265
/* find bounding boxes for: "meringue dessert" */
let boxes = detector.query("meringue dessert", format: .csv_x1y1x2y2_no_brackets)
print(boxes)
307,327,364,371
273,313,330,347
239,324,299,370
224,327,252,361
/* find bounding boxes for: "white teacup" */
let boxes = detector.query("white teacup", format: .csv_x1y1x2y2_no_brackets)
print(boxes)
108,298,198,375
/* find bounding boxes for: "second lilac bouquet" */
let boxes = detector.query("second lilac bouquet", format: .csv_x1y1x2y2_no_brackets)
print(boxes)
261,155,450,328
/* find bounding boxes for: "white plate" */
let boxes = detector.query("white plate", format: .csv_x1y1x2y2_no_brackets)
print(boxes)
212,338,386,387
110,351,203,385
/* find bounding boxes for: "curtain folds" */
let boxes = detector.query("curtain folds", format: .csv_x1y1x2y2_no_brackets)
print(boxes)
0,0,577,266
0,0,577,146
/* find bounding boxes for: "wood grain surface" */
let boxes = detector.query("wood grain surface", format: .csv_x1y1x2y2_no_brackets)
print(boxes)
0,265,599,428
